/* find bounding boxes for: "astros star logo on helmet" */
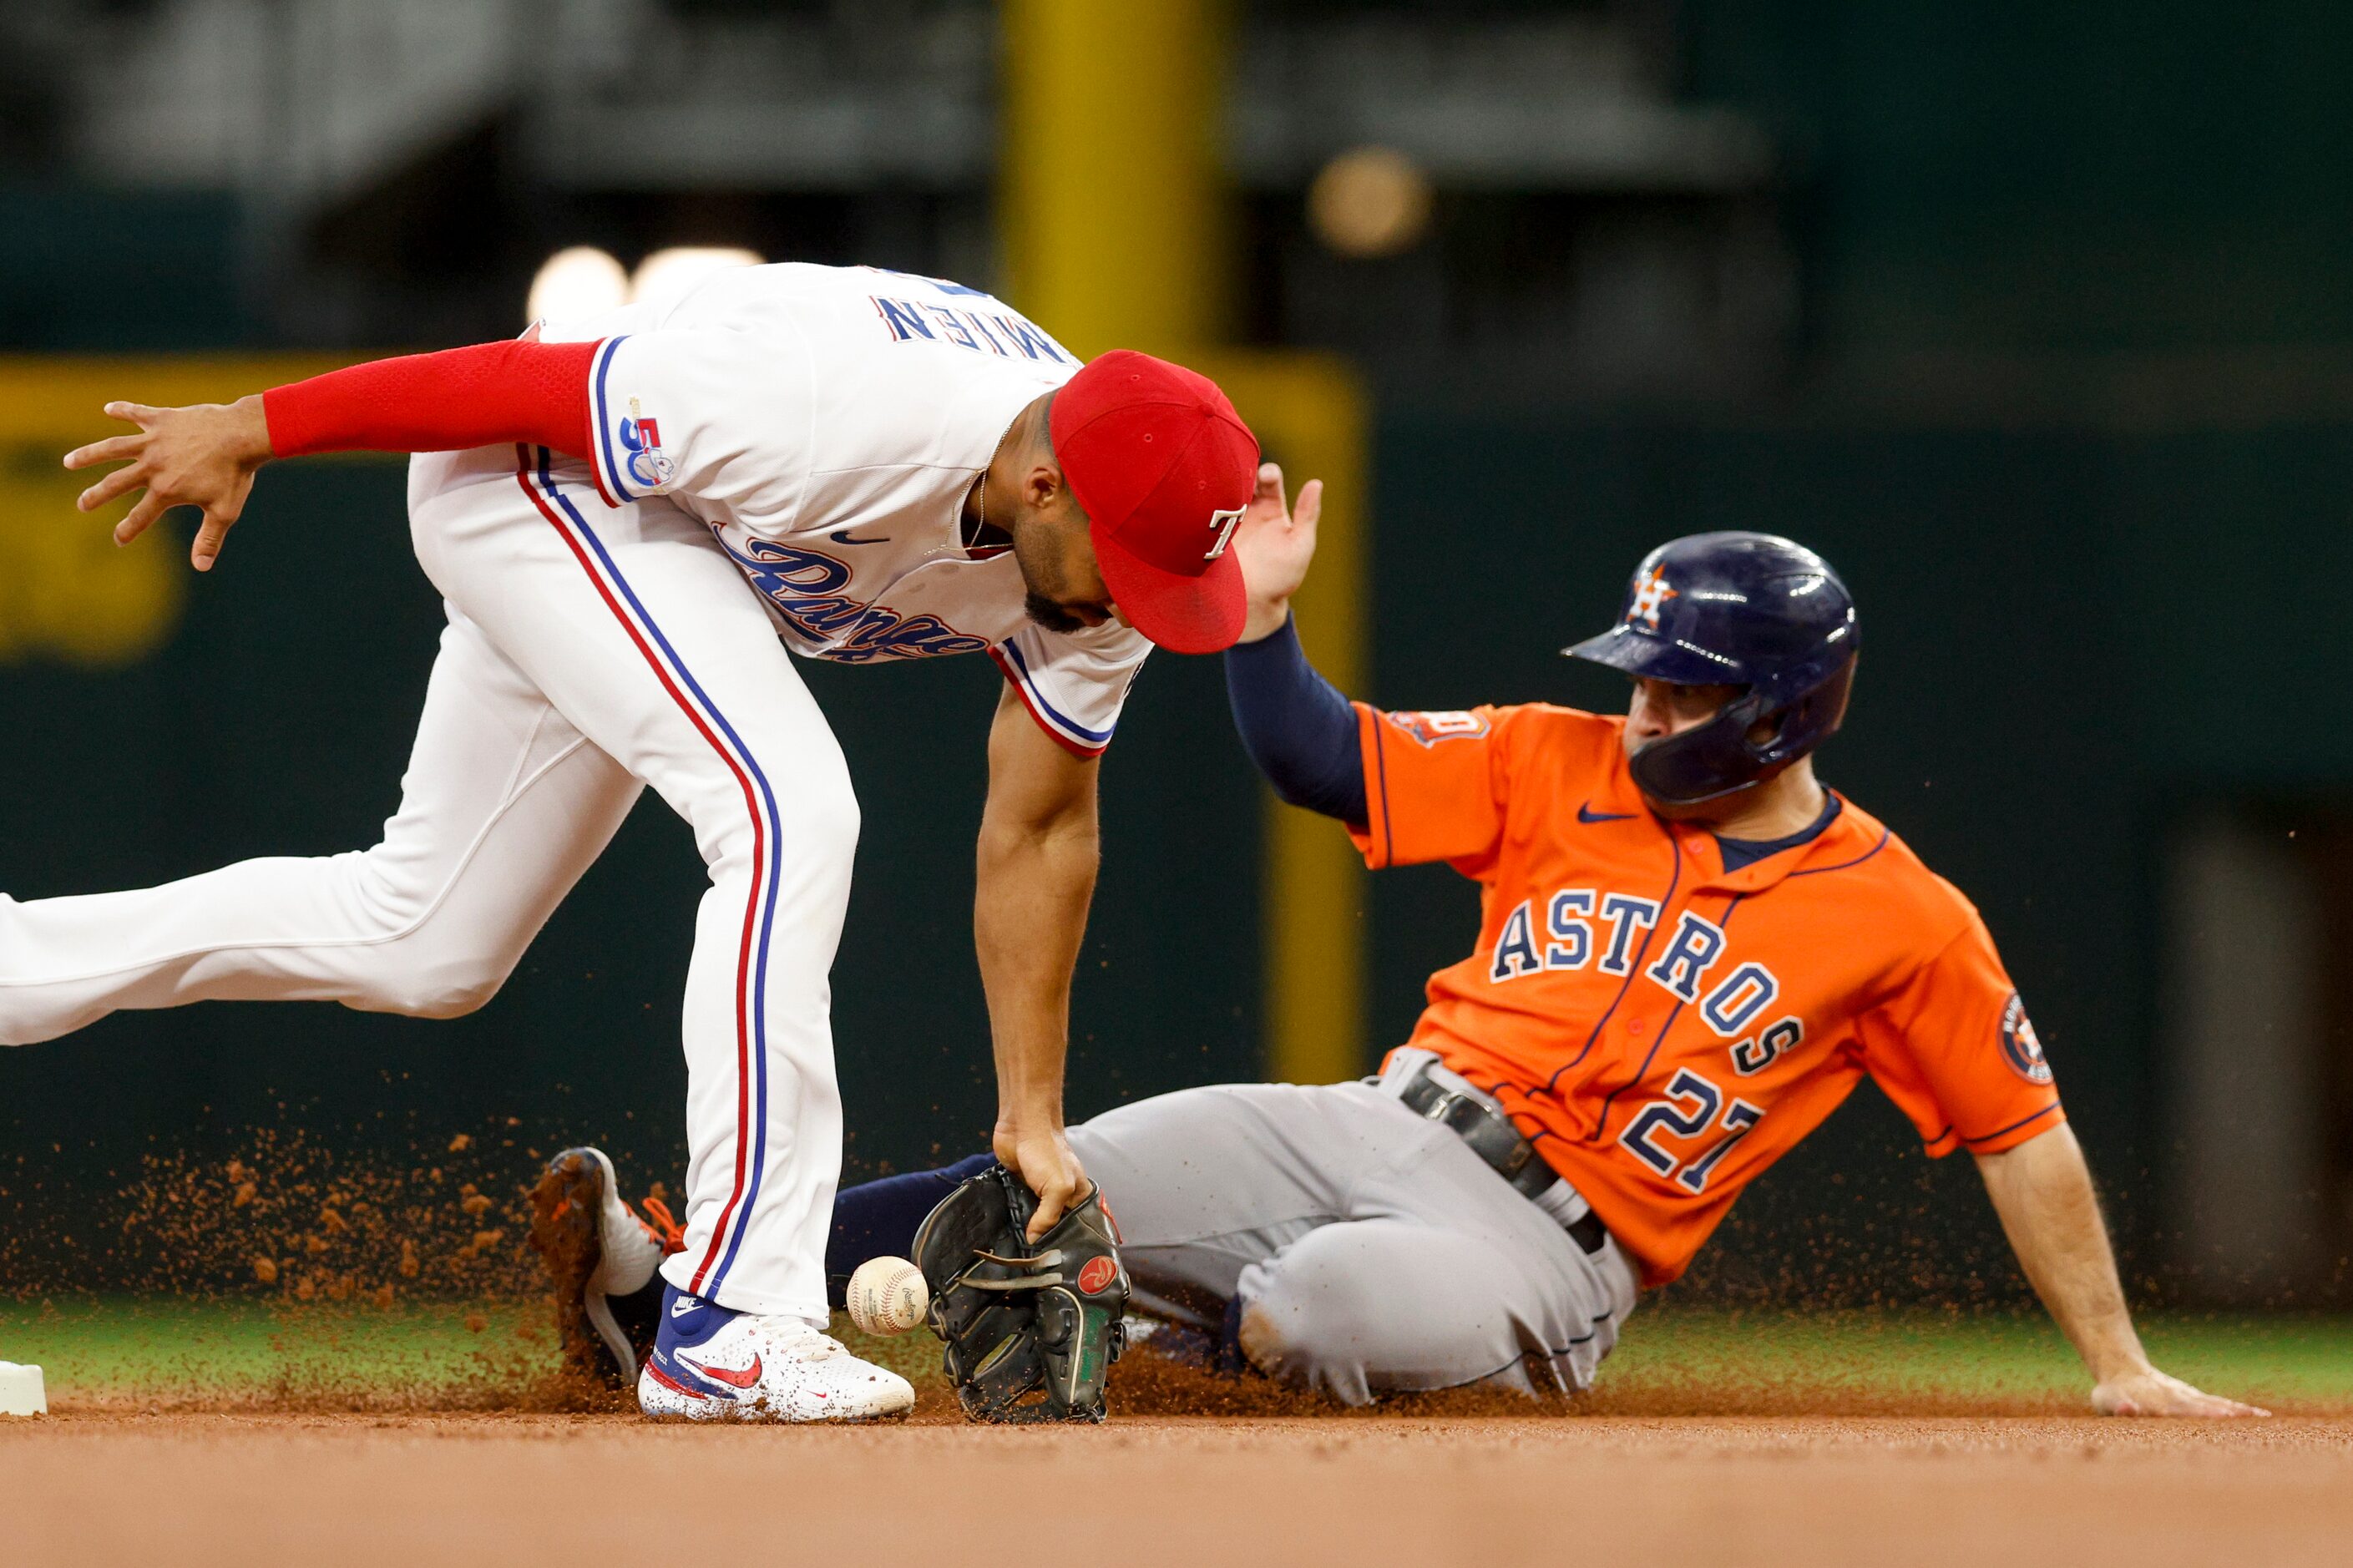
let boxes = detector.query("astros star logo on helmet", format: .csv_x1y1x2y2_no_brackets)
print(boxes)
1628,567,1678,630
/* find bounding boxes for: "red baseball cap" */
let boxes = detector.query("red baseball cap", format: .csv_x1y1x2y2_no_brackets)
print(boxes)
1050,350,1260,655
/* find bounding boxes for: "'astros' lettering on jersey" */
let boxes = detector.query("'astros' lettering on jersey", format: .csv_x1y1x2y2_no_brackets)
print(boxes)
535,264,1147,757
1353,701,2062,1287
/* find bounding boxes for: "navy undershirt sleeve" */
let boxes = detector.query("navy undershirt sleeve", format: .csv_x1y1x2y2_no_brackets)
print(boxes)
1224,615,1369,828
824,1151,997,1308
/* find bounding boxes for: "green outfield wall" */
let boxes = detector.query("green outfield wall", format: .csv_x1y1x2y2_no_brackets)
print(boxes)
3,411,2348,1301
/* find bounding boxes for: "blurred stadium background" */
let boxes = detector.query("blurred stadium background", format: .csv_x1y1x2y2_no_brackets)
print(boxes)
2,0,2350,1310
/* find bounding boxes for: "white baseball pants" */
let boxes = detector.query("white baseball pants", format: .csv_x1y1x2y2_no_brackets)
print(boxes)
0,443,856,1320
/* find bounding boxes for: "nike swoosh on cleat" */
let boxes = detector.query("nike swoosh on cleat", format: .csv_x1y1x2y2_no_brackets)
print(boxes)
1576,802,1637,824
827,529,890,545
681,1353,762,1390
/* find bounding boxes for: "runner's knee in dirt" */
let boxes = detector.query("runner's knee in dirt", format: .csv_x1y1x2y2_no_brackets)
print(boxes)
1232,1247,1392,1407
1230,1297,1378,1408
1233,1222,1544,1406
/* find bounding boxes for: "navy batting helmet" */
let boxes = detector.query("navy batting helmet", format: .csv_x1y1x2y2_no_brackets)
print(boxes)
1565,532,1858,807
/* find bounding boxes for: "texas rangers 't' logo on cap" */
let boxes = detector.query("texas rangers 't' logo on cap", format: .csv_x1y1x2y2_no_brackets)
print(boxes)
1050,350,1261,655
1205,505,1244,561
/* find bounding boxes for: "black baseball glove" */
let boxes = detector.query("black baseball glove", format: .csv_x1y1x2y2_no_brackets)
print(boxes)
909,1162,1129,1424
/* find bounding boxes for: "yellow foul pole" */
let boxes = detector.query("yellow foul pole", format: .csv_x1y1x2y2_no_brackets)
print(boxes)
1000,0,1370,1085
999,0,1231,357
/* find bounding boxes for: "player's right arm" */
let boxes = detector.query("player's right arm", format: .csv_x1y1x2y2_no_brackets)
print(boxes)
974,680,1102,1241
1859,915,2264,1417
1976,1125,2264,1417
62,336,601,572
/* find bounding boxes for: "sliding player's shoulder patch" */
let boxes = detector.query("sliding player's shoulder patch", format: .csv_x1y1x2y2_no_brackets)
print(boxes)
1384,709,1491,747
1999,994,2053,1085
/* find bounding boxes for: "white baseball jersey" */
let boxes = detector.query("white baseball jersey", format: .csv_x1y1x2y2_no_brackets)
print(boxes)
537,263,1149,756
0,260,1166,1330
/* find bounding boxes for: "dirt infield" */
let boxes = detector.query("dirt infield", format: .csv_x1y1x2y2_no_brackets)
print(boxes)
8,1409,2350,1566
6,1291,2349,1563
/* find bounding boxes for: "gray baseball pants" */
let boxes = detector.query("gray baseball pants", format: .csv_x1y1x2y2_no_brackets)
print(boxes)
1066,1051,1637,1406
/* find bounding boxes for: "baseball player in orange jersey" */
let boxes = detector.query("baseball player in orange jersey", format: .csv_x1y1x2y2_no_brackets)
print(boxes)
539,466,2262,1416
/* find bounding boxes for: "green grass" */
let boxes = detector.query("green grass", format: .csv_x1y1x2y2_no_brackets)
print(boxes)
1604,1308,2353,1410
0,1297,554,1404
3,1297,2347,1412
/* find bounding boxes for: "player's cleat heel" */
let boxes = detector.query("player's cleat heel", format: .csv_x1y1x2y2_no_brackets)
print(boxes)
637,1285,915,1424
528,1146,669,1388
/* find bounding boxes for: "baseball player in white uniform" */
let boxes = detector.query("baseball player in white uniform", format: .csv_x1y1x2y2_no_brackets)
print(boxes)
21,262,1263,1421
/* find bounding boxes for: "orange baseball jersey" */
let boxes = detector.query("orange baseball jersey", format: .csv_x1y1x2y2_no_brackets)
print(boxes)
1353,701,2062,1287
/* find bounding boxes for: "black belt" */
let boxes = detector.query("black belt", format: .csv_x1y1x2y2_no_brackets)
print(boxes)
1398,1064,1609,1257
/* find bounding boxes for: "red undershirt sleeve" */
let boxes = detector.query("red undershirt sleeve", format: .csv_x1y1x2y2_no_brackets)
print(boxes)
261,338,599,460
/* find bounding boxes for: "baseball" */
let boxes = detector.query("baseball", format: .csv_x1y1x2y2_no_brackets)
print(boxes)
845,1256,929,1336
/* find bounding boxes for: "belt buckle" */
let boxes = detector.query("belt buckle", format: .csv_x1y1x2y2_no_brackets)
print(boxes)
1419,1086,1470,1127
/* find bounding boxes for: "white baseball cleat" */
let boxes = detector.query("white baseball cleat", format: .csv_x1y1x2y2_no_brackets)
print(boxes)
639,1285,916,1423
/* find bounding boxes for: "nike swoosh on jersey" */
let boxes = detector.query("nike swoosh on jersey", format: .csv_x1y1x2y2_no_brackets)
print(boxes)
827,529,891,545
1576,802,1637,824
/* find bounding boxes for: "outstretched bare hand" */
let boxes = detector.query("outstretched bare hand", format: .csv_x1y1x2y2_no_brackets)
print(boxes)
63,395,273,572
1233,460,1323,643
